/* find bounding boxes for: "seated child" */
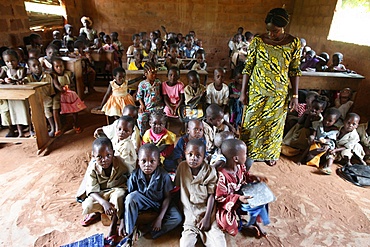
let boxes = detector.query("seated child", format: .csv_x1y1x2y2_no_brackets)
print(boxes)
184,70,206,105
162,66,185,118
78,138,132,241
102,35,120,69
215,139,270,237
315,52,329,72
206,68,229,118
175,139,226,247
119,144,182,243
189,49,207,70
300,50,319,71
63,24,76,45
228,66,243,128
357,120,370,165
142,110,176,172
142,39,152,58
297,108,341,173
128,49,145,70
334,113,366,167
136,62,164,136
100,67,135,118
327,52,352,72
209,131,234,168
26,58,56,137
111,32,124,66
39,44,58,71
180,34,198,58
126,34,142,65
94,104,141,152
171,119,206,167
165,43,184,69
154,37,165,57
335,87,354,124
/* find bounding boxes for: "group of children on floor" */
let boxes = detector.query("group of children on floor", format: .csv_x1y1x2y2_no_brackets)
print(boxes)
77,99,270,246
282,87,370,175
0,47,86,138
299,38,355,73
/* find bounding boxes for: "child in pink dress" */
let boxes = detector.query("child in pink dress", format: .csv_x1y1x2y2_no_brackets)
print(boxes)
162,66,185,118
52,57,86,135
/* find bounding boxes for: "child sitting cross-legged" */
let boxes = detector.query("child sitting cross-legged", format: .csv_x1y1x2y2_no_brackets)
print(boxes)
175,139,227,247
215,139,270,237
142,109,176,172
117,144,182,245
78,138,132,245
162,66,185,118
206,68,229,119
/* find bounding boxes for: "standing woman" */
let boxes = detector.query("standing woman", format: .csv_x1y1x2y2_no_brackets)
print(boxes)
239,8,301,166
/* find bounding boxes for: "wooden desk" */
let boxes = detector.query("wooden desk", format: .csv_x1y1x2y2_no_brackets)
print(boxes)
126,70,208,88
300,71,365,91
61,57,84,99
90,50,114,66
0,83,52,155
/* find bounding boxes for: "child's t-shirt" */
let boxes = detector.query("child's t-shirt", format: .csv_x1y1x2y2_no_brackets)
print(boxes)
142,128,176,160
128,61,145,70
162,81,185,105
206,83,229,106
136,79,163,111
184,84,206,105
112,137,137,169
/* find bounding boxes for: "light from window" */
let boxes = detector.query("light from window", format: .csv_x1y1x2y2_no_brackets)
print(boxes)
328,0,370,46
24,1,66,31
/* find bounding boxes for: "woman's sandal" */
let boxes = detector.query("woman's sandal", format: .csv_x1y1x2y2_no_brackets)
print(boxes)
80,212,101,227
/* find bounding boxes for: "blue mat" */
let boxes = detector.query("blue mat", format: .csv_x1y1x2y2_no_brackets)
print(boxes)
60,233,104,247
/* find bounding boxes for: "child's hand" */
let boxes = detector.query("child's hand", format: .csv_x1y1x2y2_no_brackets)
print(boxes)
101,201,116,216
94,127,103,138
239,195,253,204
139,104,146,113
152,216,163,231
4,78,14,84
197,217,211,231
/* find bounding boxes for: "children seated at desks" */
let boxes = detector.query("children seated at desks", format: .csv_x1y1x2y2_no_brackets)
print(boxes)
181,34,198,58
175,139,227,247
39,44,58,71
189,49,207,71
26,58,56,137
142,40,152,58
184,70,206,105
111,32,124,65
228,67,243,129
162,66,185,118
118,144,182,244
78,138,132,242
142,110,176,172
63,24,76,45
357,120,370,165
335,87,354,123
100,67,135,118
170,119,206,168
128,49,145,70
327,52,353,73
136,62,164,136
206,68,229,118
0,49,30,137
300,50,319,71
210,131,234,168
165,43,184,69
51,30,63,50
102,35,120,69
51,57,86,135
315,52,330,72
94,105,141,152
215,139,270,237
127,34,142,65
154,38,165,57
15,47,27,68
297,108,341,172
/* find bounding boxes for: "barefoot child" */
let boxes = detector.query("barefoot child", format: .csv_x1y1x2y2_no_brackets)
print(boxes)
162,66,185,118
100,67,135,118
118,144,182,244
215,139,270,237
78,138,132,243
357,120,370,164
175,139,227,247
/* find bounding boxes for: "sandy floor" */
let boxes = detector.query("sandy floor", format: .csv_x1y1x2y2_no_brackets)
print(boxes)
1,88,370,247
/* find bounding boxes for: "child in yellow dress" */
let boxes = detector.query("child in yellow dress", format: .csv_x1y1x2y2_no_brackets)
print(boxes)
100,67,135,118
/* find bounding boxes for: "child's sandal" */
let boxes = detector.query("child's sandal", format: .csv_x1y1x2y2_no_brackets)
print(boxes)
74,126,82,134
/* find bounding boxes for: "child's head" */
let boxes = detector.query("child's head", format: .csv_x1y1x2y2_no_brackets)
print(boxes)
214,131,234,149
305,50,316,61
195,49,205,64
300,38,307,48
309,96,328,117
185,34,194,47
155,38,163,49
339,88,352,105
103,35,111,45
187,70,200,90
332,52,343,66
113,67,126,84
111,32,118,41
233,65,244,84
143,39,151,51
28,58,42,76
305,91,319,107
116,115,135,141
318,52,329,65
169,43,179,58
167,66,180,85
237,27,244,35
206,104,224,128
15,47,25,62
45,44,58,60
29,33,42,45
234,33,242,43
93,38,102,49
64,24,73,35
92,137,114,169
132,34,141,46
53,30,61,40
245,31,254,42
343,113,360,133
99,32,105,40
2,49,19,69
138,143,160,175
149,109,167,134
187,119,204,140
214,68,225,86
133,49,144,62
185,139,206,171
52,57,65,75
221,139,247,166
139,32,147,42
322,108,341,127
74,40,85,54
81,16,93,28
122,105,138,120
28,48,40,59
143,62,157,81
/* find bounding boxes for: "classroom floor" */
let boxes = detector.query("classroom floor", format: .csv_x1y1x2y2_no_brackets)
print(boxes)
0,86,370,247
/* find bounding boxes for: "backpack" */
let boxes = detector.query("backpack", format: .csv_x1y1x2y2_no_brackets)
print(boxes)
337,164,370,187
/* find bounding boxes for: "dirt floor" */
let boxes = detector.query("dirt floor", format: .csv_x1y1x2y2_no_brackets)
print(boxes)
1,87,370,247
